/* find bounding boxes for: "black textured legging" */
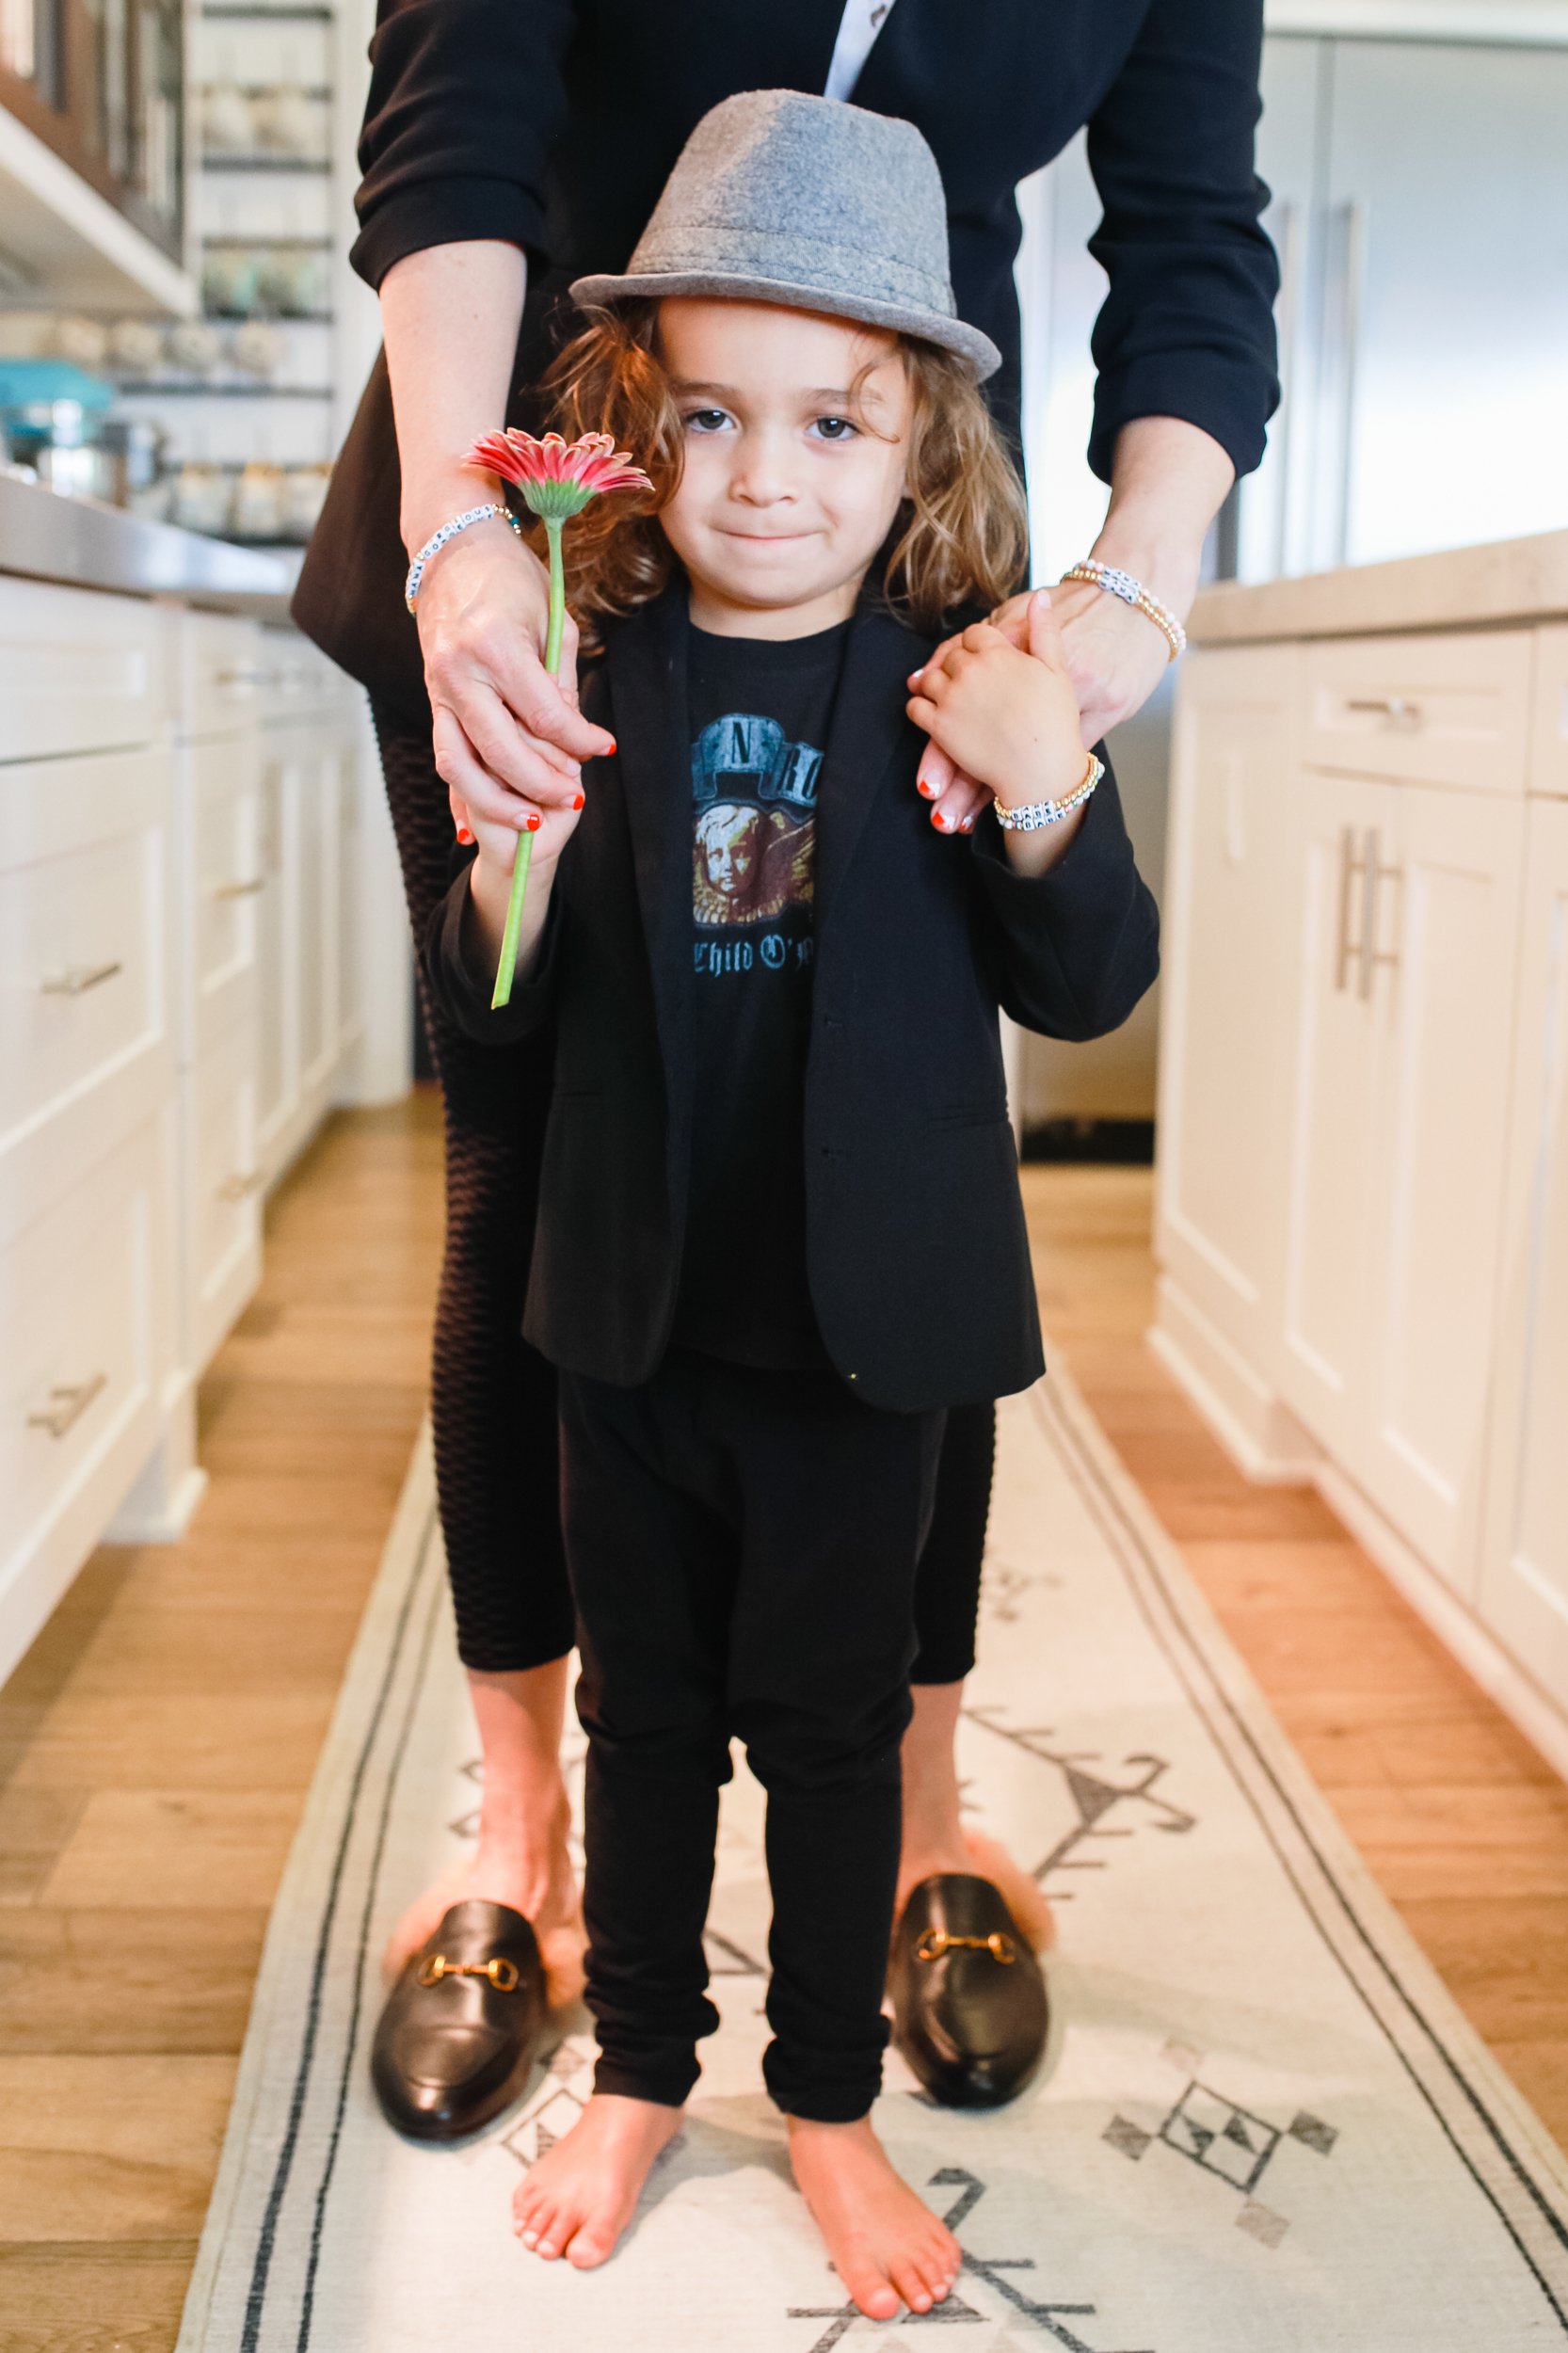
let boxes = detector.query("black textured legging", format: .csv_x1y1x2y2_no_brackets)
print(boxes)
373,708,994,1681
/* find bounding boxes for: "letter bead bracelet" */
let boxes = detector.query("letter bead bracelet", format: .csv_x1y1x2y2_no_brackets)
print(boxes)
405,503,524,613
1061,559,1187,662
994,751,1105,833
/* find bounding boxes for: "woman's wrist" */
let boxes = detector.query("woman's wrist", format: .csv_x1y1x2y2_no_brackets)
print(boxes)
401,467,508,563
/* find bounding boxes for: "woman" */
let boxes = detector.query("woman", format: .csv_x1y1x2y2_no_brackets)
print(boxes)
293,0,1277,2139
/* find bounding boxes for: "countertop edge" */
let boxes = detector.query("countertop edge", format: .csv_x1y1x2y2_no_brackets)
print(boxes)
0,473,296,615
1190,527,1568,647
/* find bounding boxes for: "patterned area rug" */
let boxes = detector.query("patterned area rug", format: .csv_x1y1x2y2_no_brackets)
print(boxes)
177,1372,1568,2353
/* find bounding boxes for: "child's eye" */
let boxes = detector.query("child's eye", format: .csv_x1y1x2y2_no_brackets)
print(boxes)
812,415,857,441
684,408,731,435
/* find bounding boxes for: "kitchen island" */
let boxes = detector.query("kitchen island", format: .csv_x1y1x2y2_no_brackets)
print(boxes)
1156,525,1568,1769
1,480,402,1684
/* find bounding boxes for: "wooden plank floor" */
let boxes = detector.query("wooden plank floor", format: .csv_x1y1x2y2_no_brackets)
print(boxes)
2,1098,1563,2349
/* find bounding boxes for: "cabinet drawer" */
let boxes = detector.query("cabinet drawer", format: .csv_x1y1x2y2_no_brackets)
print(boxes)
185,734,263,1058
0,748,174,1242
259,628,344,721
0,576,163,764
185,1021,263,1370
1,1116,169,1669
1529,622,1568,799
1304,630,1533,793
177,610,268,739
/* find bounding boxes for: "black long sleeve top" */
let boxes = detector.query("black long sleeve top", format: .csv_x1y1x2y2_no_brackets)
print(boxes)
349,0,1278,483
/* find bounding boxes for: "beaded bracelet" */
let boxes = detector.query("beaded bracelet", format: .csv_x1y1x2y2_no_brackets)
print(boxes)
405,503,524,613
994,751,1105,833
1061,559,1187,661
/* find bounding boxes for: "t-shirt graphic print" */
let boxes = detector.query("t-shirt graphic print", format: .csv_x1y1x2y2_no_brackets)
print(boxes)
691,710,818,943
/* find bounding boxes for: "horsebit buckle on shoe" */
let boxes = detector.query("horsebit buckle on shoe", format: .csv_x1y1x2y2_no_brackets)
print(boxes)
417,1953,520,1992
916,1929,1017,1965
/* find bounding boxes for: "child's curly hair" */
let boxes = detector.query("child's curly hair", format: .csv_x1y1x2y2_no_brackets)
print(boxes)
537,298,1030,641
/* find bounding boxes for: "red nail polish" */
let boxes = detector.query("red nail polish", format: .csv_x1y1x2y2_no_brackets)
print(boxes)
917,780,936,799
525,813,541,832
572,792,585,810
603,736,617,755
456,825,474,846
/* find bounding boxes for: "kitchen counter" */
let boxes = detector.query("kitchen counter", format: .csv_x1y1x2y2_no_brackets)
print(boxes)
0,472,295,615
1191,525,1568,647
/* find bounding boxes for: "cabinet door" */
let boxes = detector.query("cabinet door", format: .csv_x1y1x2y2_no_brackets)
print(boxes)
185,734,263,1062
1278,771,1395,1460
297,740,342,1101
1354,786,1525,1593
1480,799,1568,1695
1156,645,1304,1377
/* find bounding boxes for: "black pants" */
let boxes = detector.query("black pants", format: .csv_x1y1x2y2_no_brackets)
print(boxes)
372,710,991,1680
562,1352,945,2121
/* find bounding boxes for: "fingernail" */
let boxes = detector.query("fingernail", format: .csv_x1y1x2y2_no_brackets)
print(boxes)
456,825,474,846
917,780,937,799
602,736,617,755
932,809,950,830
962,817,974,832
908,667,925,683
525,814,541,832
572,792,585,810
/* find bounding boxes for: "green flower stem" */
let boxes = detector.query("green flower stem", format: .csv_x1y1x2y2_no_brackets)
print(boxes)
491,515,566,1012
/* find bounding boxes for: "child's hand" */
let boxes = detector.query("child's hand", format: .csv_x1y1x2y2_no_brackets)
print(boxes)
906,590,1087,817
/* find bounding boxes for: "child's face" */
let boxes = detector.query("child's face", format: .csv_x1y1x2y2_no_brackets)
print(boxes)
657,297,914,637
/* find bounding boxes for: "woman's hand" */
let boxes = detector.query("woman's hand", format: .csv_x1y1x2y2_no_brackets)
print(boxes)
448,620,590,871
418,513,614,840
907,591,1085,808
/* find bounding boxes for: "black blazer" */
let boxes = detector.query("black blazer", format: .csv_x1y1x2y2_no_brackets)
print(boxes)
423,589,1160,1413
295,0,1278,716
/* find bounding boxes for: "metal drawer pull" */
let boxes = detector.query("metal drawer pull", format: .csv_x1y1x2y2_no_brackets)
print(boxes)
27,1372,107,1438
1334,824,1366,993
213,876,265,901
218,1169,264,1202
1358,828,1403,1000
215,664,275,689
40,960,123,997
1346,695,1421,728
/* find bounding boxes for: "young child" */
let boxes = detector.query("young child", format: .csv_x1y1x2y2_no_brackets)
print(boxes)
424,91,1159,2323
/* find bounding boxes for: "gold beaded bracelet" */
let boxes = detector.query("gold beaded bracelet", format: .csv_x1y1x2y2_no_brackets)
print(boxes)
1061,560,1187,662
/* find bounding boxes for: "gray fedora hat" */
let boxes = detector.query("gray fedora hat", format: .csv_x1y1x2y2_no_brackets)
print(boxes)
570,89,1001,383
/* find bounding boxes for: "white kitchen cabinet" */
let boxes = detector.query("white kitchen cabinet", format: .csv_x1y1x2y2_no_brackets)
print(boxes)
1,1112,175,1679
1303,631,1534,798
1480,798,1568,1696
1277,770,1398,1465
1530,625,1568,800
0,574,163,762
184,733,264,1062
254,712,357,1183
1350,783,1525,1591
185,1016,264,1374
1153,644,1307,1464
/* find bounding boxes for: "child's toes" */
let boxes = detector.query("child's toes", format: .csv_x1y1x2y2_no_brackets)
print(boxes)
840,2257,900,2323
563,2217,617,2270
889,2258,935,2314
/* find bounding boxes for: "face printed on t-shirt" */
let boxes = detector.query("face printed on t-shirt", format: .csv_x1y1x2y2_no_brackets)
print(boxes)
691,712,816,936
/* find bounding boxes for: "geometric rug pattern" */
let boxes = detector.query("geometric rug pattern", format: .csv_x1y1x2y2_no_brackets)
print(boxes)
176,1370,1568,2352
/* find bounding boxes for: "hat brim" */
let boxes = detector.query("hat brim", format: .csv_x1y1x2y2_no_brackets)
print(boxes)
568,268,1002,383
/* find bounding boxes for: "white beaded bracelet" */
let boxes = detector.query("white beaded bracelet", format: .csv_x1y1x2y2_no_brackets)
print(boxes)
405,503,524,613
1061,559,1187,661
994,752,1105,833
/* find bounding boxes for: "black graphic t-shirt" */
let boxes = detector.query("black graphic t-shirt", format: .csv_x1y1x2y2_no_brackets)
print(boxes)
672,616,849,1369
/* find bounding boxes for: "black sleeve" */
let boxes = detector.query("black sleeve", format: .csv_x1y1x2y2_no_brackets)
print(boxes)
350,0,578,290
1083,0,1279,484
421,856,565,1044
967,772,1160,1042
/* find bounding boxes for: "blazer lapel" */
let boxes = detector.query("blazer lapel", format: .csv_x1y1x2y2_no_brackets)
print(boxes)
814,599,936,938
603,584,694,1110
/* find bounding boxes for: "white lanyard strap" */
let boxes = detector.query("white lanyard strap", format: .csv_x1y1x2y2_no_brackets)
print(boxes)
824,0,900,102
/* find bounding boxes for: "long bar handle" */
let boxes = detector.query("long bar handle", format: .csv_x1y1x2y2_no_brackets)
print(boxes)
1335,824,1365,993
27,1372,107,1439
40,960,122,997
213,876,265,901
1346,695,1421,728
1358,828,1403,1000
217,1169,264,1203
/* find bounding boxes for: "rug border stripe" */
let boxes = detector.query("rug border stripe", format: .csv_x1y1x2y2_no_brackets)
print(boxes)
1031,1376,1568,2332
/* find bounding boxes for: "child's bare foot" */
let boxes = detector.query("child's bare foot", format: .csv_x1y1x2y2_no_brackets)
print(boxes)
788,2115,961,2319
513,2093,684,2268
